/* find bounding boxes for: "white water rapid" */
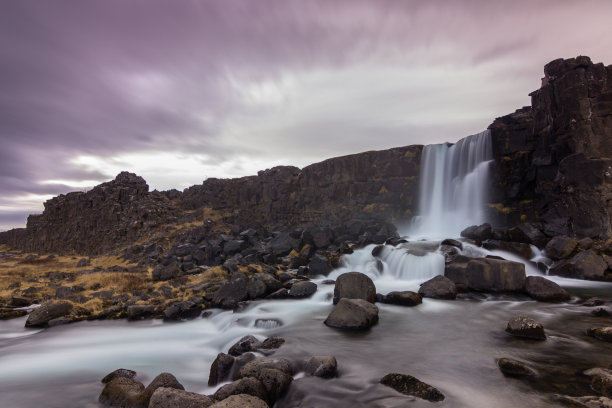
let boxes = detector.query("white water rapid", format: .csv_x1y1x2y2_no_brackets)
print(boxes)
409,129,493,239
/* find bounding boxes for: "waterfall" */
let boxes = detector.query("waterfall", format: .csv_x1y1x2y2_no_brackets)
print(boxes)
409,129,493,239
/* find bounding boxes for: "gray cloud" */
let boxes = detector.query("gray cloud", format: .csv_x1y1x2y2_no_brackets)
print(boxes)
1,0,612,230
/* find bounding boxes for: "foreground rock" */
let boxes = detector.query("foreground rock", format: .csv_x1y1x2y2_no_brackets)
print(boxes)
498,358,537,377
304,356,338,378
149,387,214,408
505,315,546,340
25,301,73,327
445,256,525,292
209,394,268,408
418,275,457,299
333,272,376,304
380,373,445,402
99,377,144,407
524,276,570,302
324,298,379,330
586,327,612,342
213,377,268,403
380,291,422,307
237,358,293,404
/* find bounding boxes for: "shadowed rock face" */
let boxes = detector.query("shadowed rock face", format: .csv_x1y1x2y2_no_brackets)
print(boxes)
489,56,612,238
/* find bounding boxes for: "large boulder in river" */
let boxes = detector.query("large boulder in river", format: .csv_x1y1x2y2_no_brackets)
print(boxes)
445,256,525,292
460,223,492,241
525,276,570,302
289,281,317,298
25,301,73,327
333,272,376,304
549,250,607,280
149,387,214,408
380,373,445,402
99,377,144,407
418,275,457,299
237,358,293,404
324,298,379,330
380,291,422,307
506,315,546,340
544,236,578,260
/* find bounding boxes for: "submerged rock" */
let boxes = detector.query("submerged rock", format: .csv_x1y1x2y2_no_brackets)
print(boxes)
333,272,376,304
304,356,337,378
324,298,379,330
498,358,537,377
524,276,570,302
586,327,612,342
506,315,546,340
380,373,445,402
418,275,457,299
380,291,422,307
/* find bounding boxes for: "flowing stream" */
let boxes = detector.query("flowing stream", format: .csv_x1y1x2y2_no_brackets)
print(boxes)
1,130,612,407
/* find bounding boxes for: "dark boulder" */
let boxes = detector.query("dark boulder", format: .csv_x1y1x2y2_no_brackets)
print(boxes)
238,357,293,377
498,358,537,377
149,387,214,408
544,236,578,260
267,233,300,256
440,239,463,250
506,223,549,248
0,309,27,320
266,288,289,300
549,250,607,280
445,256,526,292
213,276,248,309
304,356,337,378
231,353,257,381
237,358,293,404
209,353,235,386
8,296,33,307
247,278,267,300
324,298,379,330
229,335,262,356
127,305,155,320
223,240,247,256
524,276,570,302
259,337,285,350
132,373,184,408
25,301,73,328
289,281,317,298
380,291,422,307
209,394,268,408
152,261,182,281
380,373,445,402
482,240,533,259
307,254,331,276
591,370,612,398
586,327,612,342
460,223,493,241
213,377,268,403
418,275,457,299
592,308,610,317
506,315,546,340
333,272,376,304
102,368,137,384
163,301,202,320
99,377,144,407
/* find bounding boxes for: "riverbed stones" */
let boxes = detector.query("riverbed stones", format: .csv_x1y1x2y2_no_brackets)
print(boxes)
132,373,184,408
587,369,612,398
380,373,445,402
209,394,268,408
229,335,261,356
212,275,248,309
445,256,526,292
324,298,379,330
8,296,33,307
498,358,537,377
333,272,376,304
25,301,73,327
380,291,422,306
524,276,570,302
505,315,546,340
586,327,612,342
149,387,214,408
214,377,268,403
238,357,293,377
163,301,202,320
304,356,337,378
289,281,317,298
209,353,235,386
418,275,457,299
237,358,293,403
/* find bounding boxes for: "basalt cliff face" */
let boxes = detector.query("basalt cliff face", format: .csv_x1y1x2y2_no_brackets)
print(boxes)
490,56,612,238
1,56,611,255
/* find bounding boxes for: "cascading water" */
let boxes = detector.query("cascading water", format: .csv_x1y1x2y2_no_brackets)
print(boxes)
409,129,493,239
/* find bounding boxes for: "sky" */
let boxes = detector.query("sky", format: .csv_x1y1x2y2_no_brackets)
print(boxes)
1,0,612,231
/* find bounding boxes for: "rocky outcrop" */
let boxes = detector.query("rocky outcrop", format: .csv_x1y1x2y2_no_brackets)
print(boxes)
380,373,445,402
0,172,179,255
490,56,612,239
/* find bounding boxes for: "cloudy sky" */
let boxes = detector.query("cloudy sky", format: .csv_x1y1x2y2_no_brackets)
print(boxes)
1,0,611,230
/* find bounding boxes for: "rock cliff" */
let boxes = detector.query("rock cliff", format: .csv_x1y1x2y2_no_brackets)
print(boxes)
490,56,612,238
